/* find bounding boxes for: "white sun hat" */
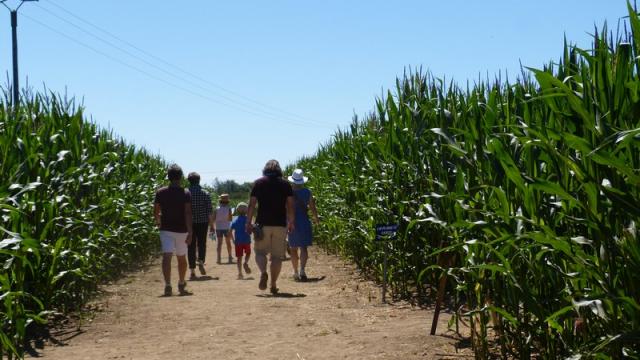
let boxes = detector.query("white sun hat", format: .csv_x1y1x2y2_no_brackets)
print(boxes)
287,168,308,184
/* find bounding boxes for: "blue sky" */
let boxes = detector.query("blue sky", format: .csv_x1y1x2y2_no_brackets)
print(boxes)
0,0,630,184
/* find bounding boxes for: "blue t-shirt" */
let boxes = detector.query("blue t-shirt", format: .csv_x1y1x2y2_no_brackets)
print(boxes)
231,215,251,244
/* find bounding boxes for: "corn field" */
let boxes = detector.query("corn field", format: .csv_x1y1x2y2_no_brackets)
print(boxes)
295,5,640,359
0,90,165,358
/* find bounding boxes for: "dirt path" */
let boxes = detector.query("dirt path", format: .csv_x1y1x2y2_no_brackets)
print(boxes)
29,246,471,359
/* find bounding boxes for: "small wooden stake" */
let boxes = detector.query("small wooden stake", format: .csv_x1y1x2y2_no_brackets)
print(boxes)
430,253,453,335
430,270,448,335
382,243,388,304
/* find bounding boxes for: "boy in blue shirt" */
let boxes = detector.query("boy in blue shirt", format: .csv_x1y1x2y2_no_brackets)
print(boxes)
231,202,252,279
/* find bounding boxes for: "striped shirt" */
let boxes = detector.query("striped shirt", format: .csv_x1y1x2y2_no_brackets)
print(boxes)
188,185,213,224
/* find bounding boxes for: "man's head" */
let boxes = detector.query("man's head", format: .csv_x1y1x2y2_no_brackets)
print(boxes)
262,159,282,177
167,164,183,182
187,172,200,186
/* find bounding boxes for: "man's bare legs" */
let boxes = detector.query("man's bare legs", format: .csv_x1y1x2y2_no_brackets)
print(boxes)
163,253,188,295
162,253,173,285
177,255,187,284
270,256,282,289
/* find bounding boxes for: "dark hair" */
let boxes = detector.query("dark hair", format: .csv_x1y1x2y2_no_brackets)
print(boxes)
262,159,282,177
167,164,183,181
187,172,200,185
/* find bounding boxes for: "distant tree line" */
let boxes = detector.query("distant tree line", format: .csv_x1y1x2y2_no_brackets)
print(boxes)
205,178,253,205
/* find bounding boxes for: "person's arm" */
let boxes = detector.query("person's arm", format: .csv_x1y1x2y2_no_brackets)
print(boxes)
230,227,236,244
309,194,320,225
245,196,257,234
207,196,214,232
185,201,193,245
211,207,217,231
286,195,295,233
153,202,161,228
227,207,232,222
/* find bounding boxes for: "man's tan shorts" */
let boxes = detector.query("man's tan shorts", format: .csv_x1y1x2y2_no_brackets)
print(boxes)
253,226,287,259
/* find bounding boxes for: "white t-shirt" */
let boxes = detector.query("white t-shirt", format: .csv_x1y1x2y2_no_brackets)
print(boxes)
215,205,231,230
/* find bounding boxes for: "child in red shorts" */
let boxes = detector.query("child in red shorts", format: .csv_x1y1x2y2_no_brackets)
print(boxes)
231,202,252,279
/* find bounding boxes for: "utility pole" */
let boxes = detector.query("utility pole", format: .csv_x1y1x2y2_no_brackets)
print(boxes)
1,0,38,109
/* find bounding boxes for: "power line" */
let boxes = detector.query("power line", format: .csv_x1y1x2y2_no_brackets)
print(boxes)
33,3,288,121
35,2,328,128
22,12,333,128
37,0,335,127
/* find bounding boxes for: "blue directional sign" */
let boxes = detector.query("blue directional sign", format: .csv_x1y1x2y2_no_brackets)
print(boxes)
375,224,398,241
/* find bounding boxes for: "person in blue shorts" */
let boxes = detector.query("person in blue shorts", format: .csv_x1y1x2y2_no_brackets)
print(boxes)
287,169,319,281
231,202,252,279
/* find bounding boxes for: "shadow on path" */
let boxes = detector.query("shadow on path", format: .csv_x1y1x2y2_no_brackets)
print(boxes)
157,292,194,298
190,275,219,281
25,325,85,357
255,292,307,299
296,275,326,283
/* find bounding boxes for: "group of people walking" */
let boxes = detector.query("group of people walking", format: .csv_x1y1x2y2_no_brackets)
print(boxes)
153,159,319,296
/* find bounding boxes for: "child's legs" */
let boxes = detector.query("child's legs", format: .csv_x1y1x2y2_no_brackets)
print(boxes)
225,233,233,257
235,245,243,273
236,255,243,274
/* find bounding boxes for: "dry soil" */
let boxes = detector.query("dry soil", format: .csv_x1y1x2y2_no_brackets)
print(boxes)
28,245,471,359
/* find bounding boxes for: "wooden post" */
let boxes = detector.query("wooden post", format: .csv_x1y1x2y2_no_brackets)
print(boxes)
430,270,448,334
382,242,388,304
430,253,453,335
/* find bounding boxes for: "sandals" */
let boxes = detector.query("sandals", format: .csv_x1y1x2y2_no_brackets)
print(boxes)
164,284,172,296
243,262,252,274
259,273,268,290
178,282,192,296
270,286,279,295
